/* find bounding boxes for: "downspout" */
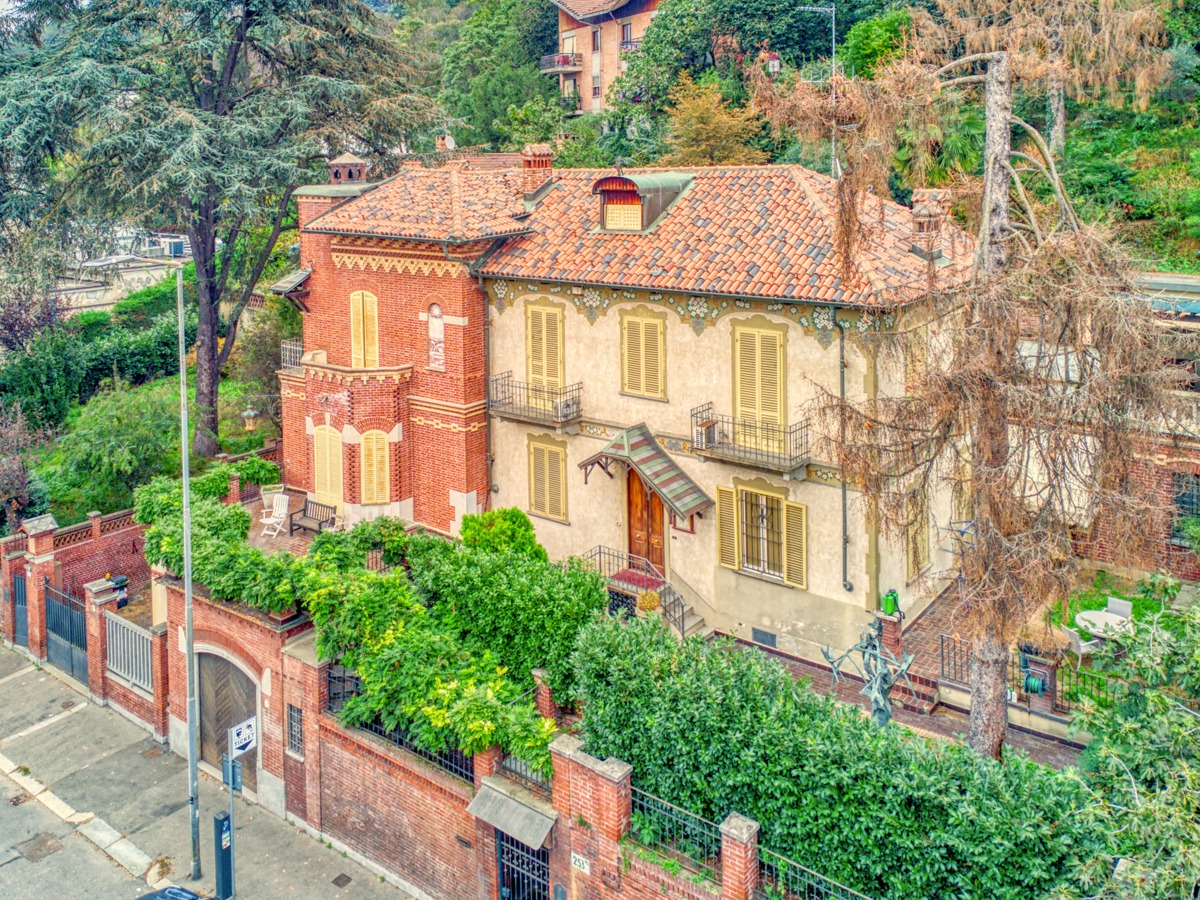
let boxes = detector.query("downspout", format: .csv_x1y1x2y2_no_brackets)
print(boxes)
837,319,854,593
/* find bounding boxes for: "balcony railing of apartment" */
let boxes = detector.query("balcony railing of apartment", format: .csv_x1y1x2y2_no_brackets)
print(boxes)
620,39,642,52
581,546,687,638
539,52,583,73
280,338,303,373
558,92,582,113
690,403,811,473
488,372,583,427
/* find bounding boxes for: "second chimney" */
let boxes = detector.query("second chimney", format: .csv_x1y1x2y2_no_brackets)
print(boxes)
910,188,949,260
521,144,554,196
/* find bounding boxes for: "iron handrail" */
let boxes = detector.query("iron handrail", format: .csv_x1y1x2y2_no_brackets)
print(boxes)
690,403,810,472
757,846,875,900
582,546,687,638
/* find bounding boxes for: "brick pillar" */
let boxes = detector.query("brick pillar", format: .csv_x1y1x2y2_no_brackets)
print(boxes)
88,511,103,539
1025,655,1061,717
24,516,58,661
0,535,23,645
149,623,169,740
473,745,504,788
720,813,760,900
875,611,903,659
83,578,118,703
222,473,241,506
531,668,559,721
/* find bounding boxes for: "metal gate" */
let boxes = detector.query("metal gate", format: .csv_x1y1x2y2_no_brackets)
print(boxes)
12,574,27,648
496,832,549,900
45,581,88,683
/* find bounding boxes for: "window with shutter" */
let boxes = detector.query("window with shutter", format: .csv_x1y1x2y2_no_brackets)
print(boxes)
621,315,665,399
313,425,343,512
349,291,378,369
528,438,567,521
716,486,738,569
905,324,929,387
907,488,930,578
733,325,785,452
527,305,564,409
604,202,642,231
783,502,807,589
360,431,389,505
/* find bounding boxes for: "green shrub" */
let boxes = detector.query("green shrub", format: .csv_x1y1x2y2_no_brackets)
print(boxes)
70,311,113,342
573,616,1106,900
110,264,196,330
460,507,548,561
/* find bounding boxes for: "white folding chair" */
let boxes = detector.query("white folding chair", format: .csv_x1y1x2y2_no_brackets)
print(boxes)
1106,597,1133,620
1063,626,1100,669
259,493,289,538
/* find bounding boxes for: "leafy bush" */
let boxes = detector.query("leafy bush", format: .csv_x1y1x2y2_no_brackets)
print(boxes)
460,507,548,560
840,9,910,79
573,616,1106,900
110,263,196,330
408,539,607,696
70,310,112,342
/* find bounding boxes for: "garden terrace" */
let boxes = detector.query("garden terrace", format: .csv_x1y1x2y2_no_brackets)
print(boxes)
243,489,317,557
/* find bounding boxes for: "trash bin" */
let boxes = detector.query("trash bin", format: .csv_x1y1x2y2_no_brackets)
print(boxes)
109,574,130,609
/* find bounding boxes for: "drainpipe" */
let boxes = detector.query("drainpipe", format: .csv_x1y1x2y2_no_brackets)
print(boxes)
837,319,854,593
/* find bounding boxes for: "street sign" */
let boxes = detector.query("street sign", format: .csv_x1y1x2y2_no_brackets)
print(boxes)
229,716,257,759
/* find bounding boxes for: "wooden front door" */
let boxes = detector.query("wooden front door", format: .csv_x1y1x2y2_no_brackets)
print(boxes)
198,653,258,792
627,471,665,572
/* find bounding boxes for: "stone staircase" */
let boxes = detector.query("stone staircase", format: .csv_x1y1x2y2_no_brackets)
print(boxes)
582,546,705,639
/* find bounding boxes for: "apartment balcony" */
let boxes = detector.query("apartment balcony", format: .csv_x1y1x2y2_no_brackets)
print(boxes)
620,39,642,52
539,52,583,74
488,373,583,428
690,403,810,475
280,338,304,374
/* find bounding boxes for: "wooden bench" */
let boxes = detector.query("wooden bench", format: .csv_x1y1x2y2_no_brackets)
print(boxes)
289,500,337,536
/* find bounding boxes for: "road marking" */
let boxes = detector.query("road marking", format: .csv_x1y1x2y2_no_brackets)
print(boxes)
0,665,35,687
0,700,89,745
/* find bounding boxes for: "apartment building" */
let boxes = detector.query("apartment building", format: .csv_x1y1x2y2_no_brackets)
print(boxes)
539,0,659,113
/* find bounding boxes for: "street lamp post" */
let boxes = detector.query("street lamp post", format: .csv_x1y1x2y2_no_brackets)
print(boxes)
176,268,202,880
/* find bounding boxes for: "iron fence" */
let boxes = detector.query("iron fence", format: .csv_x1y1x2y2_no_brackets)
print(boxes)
628,787,722,882
499,753,552,799
105,611,153,692
756,847,875,900
280,338,303,372
690,404,810,473
325,665,475,782
539,52,583,71
1055,665,1120,713
488,373,583,427
581,546,686,638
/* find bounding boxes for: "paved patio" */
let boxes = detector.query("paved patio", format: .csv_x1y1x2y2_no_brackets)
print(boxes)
244,490,317,557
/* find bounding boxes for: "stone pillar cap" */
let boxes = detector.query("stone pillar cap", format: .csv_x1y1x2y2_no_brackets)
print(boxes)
720,812,760,841
20,514,59,535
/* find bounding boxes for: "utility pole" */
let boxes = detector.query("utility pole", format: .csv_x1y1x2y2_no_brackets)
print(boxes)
176,267,201,880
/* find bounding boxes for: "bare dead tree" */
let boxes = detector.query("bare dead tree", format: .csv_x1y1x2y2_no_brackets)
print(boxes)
750,6,1188,759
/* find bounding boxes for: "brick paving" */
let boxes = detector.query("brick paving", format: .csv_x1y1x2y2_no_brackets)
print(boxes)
244,491,317,557
899,589,973,683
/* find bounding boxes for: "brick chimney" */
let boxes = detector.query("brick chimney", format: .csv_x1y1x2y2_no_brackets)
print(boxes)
910,188,949,260
521,144,554,196
436,135,449,152
329,152,367,185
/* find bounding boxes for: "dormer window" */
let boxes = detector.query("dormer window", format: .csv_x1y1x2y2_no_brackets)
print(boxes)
592,173,693,233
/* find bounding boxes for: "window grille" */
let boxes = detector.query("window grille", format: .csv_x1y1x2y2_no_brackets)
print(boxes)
287,704,304,757
1173,472,1200,536
741,491,784,578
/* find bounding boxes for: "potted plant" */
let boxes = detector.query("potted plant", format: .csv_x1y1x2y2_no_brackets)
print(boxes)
260,482,285,511
636,590,661,618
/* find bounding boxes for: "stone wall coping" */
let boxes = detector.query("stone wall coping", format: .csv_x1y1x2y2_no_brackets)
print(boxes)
150,623,168,638
719,812,760,842
282,631,320,667
84,578,116,596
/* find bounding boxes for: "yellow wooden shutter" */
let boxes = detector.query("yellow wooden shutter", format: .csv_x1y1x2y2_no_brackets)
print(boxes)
716,486,739,569
529,444,547,516
545,308,562,389
734,327,785,451
362,293,379,368
759,331,783,427
604,202,642,231
313,426,343,512
734,329,758,422
644,319,664,399
361,431,388,505
350,293,364,368
548,445,565,520
783,501,807,589
623,317,643,395
314,429,330,500
527,306,564,391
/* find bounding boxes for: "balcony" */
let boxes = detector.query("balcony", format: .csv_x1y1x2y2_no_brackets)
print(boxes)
280,338,303,373
620,39,642,52
539,52,583,74
488,373,583,427
690,403,810,475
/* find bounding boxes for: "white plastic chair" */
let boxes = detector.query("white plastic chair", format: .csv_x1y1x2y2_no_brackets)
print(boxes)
1063,626,1100,669
259,493,288,538
1106,597,1133,620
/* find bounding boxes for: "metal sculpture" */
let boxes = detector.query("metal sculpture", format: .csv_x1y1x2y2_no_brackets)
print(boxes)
823,620,917,728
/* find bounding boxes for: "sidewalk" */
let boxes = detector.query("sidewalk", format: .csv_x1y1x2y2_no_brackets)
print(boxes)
0,645,409,899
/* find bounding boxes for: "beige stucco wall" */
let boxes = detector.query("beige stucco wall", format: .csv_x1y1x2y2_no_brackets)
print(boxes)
485,281,954,659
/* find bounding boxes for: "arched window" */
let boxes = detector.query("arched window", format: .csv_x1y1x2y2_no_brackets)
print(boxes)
360,431,389,505
349,291,378,368
428,303,445,371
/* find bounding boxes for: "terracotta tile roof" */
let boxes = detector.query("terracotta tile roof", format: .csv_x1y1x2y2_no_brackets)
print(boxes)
304,167,531,243
441,153,523,171
549,0,629,19
481,166,974,308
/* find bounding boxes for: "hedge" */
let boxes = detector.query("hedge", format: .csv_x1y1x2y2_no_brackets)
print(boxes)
572,616,1106,900
0,311,198,427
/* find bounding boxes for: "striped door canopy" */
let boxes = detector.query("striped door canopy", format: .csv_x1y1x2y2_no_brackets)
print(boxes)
579,423,712,520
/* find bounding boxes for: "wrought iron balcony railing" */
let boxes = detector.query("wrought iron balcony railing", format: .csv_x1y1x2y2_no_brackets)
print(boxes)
488,373,583,427
620,39,642,52
690,403,810,473
280,338,303,373
539,52,583,72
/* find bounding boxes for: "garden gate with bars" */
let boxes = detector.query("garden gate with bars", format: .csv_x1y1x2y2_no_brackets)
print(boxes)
12,573,27,648
496,831,549,900
45,580,88,684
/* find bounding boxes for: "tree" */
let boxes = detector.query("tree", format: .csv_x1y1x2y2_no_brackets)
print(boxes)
750,2,1186,760
2,0,439,457
0,406,46,532
841,9,910,79
661,73,768,166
